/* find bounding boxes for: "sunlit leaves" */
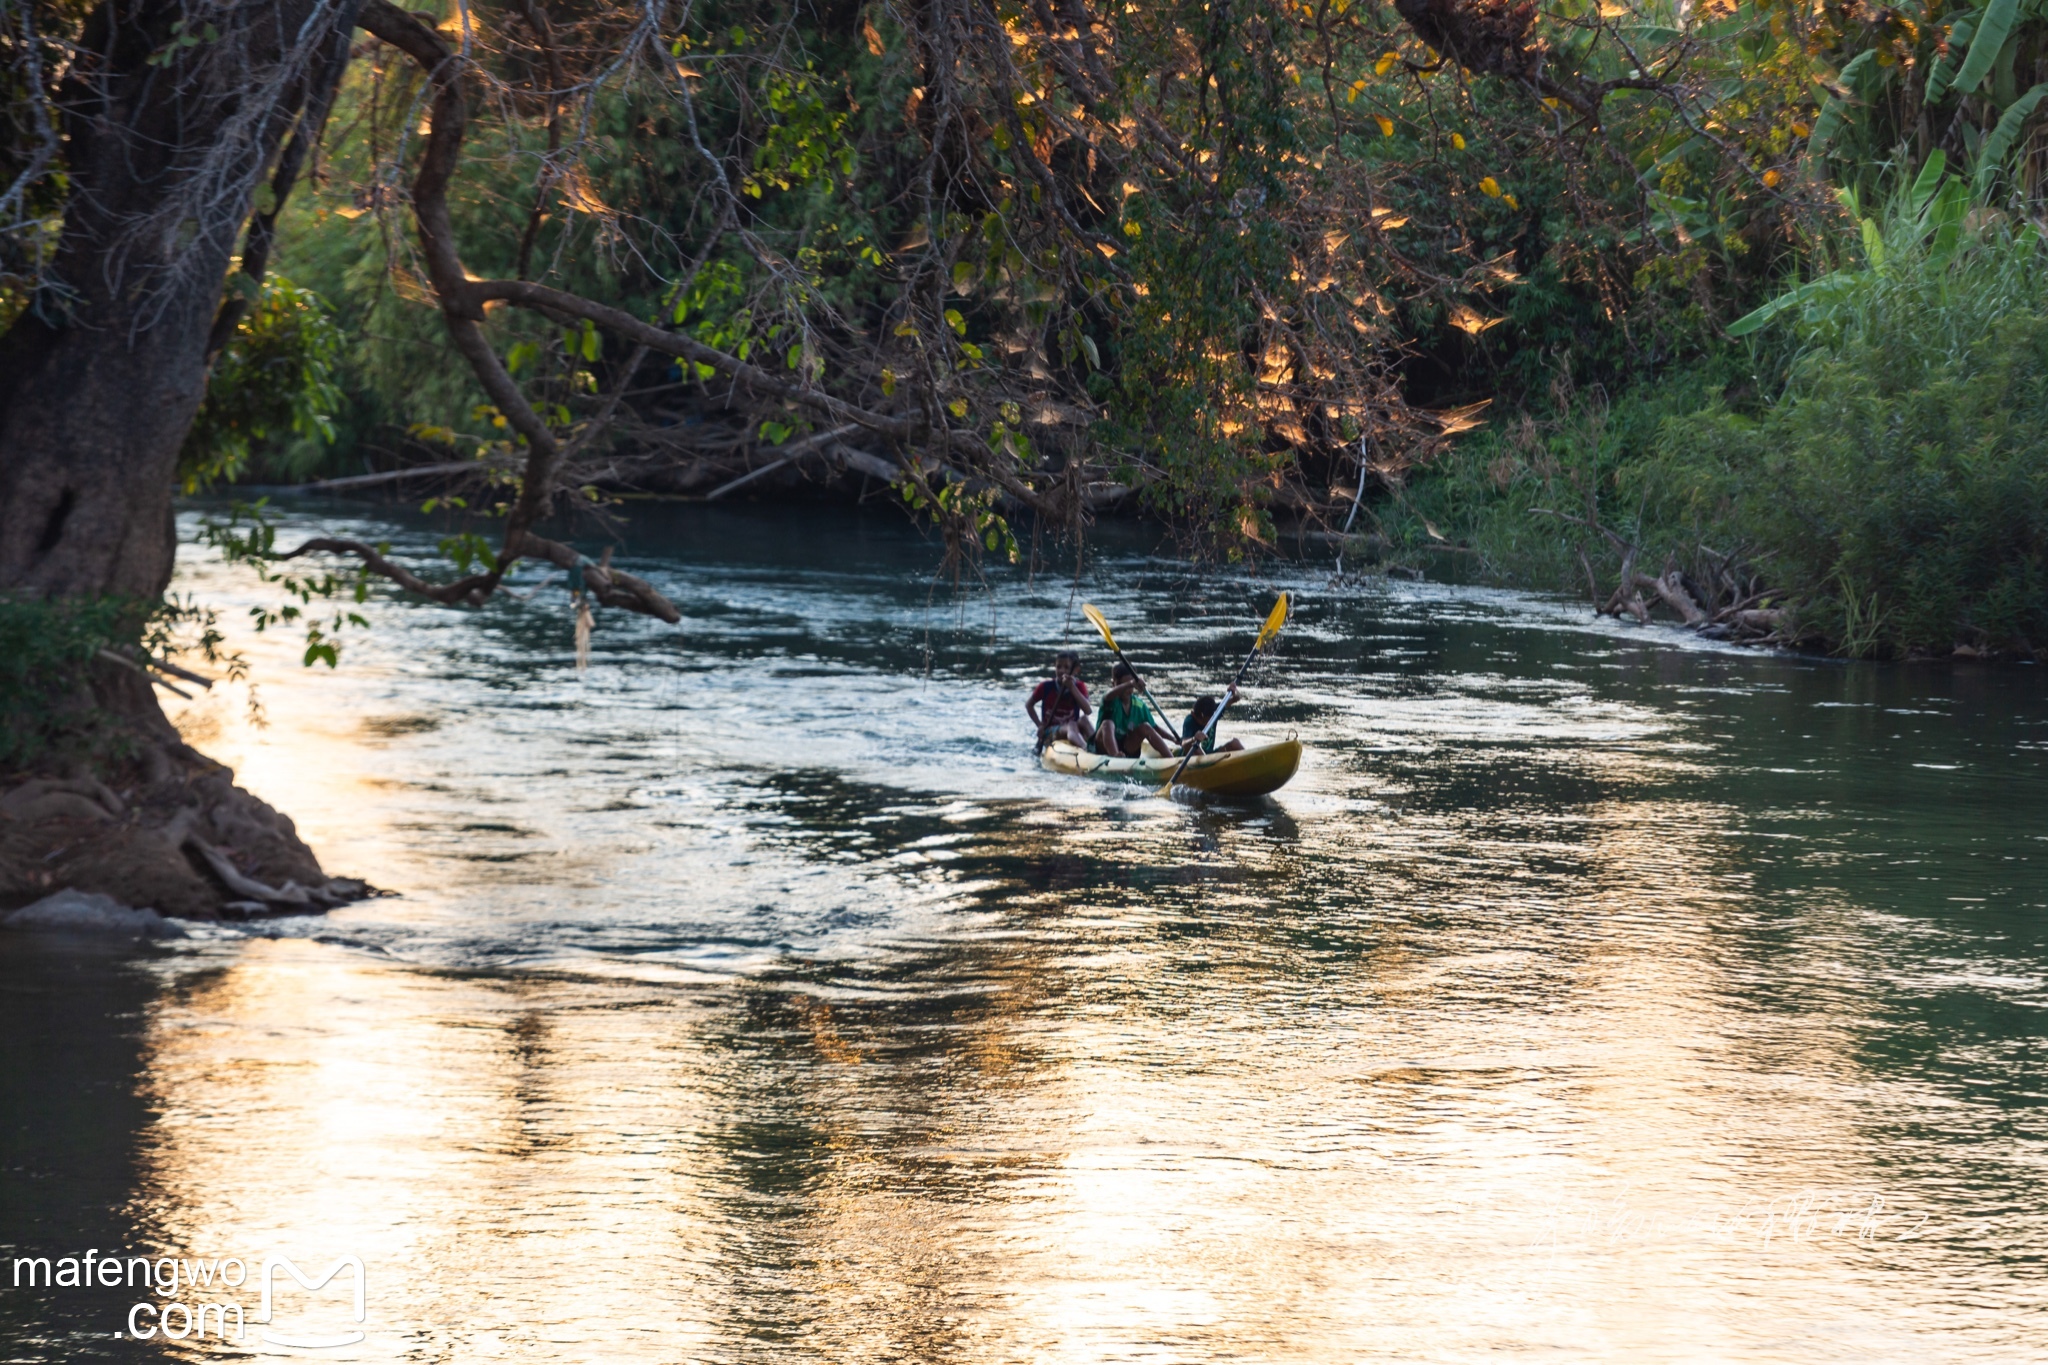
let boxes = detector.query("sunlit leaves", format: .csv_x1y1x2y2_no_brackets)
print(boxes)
179,277,343,493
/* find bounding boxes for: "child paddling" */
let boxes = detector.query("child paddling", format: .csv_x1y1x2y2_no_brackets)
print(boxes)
1180,686,1247,755
1026,651,1094,751
1093,662,1189,758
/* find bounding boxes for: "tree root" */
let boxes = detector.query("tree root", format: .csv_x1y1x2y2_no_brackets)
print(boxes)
0,746,376,921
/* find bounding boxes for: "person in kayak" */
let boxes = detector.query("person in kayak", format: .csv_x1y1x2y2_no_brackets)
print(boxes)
1093,662,1188,758
1027,651,1093,750
1180,687,1247,754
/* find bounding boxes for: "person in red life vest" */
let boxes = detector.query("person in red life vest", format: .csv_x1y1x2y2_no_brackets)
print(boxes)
1027,650,1094,751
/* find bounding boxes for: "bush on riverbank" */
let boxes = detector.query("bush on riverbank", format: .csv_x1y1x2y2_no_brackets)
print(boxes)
1392,175,2048,659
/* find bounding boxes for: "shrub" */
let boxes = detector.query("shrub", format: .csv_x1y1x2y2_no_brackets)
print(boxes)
1655,314,2048,655
179,275,343,491
1404,162,2048,658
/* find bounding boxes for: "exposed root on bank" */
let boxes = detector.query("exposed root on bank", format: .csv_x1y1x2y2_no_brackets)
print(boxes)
1,733,373,922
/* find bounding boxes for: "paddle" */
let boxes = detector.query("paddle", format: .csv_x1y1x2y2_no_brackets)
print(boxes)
1162,591,1292,792
1079,602,1171,746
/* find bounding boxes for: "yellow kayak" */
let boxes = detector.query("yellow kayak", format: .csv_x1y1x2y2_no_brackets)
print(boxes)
1039,738,1302,797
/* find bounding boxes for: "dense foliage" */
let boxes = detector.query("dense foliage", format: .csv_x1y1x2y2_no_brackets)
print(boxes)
1396,152,2048,656
180,276,345,489
9,0,2048,652
260,0,1842,539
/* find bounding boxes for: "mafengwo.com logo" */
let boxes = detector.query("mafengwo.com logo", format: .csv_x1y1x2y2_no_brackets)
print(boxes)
10,1248,367,1347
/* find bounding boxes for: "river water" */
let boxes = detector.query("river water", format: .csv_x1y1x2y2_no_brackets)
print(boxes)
3,500,2045,1362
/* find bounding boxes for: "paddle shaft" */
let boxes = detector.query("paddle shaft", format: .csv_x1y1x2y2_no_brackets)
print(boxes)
1163,637,1268,789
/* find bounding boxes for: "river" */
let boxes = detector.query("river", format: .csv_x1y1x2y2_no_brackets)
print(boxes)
3,499,2044,1362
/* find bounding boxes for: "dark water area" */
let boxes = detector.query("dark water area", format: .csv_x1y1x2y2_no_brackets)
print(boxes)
1,499,2044,1361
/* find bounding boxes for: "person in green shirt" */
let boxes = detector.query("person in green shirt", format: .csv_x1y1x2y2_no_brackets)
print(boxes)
1180,686,1246,754
1092,662,1188,758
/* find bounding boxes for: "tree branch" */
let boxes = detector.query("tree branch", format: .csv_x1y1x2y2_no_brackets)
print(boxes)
353,0,683,621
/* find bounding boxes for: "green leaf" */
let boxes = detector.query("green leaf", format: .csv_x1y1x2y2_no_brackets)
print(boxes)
1925,14,1977,104
1726,273,1844,336
1955,0,2018,97
1908,150,1947,219
1809,51,1875,155
1972,81,2048,195
1925,177,1971,261
580,322,600,362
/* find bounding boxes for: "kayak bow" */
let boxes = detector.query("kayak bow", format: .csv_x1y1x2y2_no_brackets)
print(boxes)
1039,738,1301,797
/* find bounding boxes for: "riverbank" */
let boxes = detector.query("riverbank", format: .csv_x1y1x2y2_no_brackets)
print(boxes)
224,456,2048,667
1375,193,2048,664
0,754,375,919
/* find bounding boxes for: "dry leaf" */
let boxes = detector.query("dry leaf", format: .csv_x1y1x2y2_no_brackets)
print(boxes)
559,167,610,216
1431,399,1492,435
1449,305,1504,335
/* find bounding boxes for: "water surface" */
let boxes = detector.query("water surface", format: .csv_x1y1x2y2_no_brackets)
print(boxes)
3,500,2044,1362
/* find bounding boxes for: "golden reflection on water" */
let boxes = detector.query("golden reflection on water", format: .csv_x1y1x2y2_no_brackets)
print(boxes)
123,806,2008,1361
89,515,2046,1361
137,947,731,1360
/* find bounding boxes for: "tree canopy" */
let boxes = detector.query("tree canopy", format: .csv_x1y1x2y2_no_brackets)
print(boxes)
6,0,2048,617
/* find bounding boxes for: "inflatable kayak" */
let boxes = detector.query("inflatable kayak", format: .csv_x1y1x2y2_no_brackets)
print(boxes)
1039,738,1301,797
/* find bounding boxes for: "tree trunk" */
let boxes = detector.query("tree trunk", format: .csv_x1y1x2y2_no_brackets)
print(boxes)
0,0,365,918
0,0,360,600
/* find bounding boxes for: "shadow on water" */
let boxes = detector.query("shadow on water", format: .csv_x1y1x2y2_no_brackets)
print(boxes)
0,939,169,1360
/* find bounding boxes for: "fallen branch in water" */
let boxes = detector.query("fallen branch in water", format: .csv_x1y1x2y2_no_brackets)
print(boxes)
1529,508,1790,644
301,460,518,492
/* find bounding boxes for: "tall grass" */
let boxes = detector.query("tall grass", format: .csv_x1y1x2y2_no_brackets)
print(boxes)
1659,169,2048,655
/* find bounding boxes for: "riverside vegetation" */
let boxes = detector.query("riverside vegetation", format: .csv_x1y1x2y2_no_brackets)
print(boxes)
180,0,2048,659
0,0,2044,916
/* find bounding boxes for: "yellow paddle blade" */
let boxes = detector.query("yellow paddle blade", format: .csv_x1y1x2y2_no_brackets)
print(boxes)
1254,591,1292,651
1081,602,1118,652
